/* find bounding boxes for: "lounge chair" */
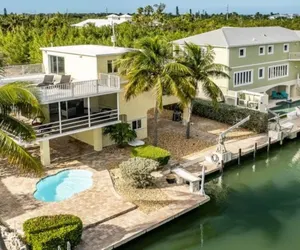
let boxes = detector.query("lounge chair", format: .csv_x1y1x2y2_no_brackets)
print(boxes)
271,91,288,100
56,75,72,89
37,75,54,87
280,91,288,99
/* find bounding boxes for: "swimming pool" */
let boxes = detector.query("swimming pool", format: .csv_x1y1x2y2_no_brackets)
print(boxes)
270,100,300,115
34,169,93,202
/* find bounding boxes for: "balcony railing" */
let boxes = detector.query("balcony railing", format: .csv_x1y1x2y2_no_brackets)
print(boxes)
289,52,300,61
39,76,120,104
33,109,119,140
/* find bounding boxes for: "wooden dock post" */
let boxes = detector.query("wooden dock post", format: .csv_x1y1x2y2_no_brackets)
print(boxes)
238,148,242,165
220,160,224,173
254,143,257,159
267,137,271,153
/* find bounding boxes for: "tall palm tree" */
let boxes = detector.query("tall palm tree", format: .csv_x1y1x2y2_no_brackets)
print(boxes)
177,42,230,139
116,37,195,146
0,81,43,250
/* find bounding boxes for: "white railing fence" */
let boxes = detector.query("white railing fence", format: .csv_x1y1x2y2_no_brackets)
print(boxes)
3,64,44,77
39,78,120,103
34,109,118,138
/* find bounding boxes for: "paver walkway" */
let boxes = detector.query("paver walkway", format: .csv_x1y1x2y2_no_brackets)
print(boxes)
2,167,136,234
78,184,210,250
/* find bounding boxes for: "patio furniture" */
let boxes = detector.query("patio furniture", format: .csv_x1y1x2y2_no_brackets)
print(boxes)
37,75,54,87
61,107,77,119
56,75,72,89
128,139,145,147
271,91,288,100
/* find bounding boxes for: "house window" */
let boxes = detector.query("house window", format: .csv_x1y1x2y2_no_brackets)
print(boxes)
259,46,265,55
107,60,118,73
267,45,274,55
283,44,289,53
258,67,265,79
234,70,253,87
239,48,246,58
49,55,65,74
132,120,142,130
268,64,288,80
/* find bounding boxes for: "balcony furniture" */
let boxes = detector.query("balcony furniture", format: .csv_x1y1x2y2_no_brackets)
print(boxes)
61,107,77,119
56,75,72,89
37,75,54,87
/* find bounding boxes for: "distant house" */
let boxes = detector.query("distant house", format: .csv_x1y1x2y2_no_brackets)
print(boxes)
71,14,132,28
173,26,300,111
268,14,297,20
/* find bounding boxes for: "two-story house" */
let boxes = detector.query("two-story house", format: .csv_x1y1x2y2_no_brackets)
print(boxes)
5,45,177,165
173,27,300,110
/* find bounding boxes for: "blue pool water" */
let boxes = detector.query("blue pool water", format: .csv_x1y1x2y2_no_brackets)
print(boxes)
34,169,93,202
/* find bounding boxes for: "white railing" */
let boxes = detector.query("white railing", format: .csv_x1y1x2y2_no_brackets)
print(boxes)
289,52,300,61
2,64,44,77
33,109,119,139
39,76,120,104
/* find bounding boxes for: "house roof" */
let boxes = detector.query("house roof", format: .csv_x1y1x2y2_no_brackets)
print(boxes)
71,19,126,27
120,14,132,18
173,27,300,48
107,14,119,18
41,45,133,57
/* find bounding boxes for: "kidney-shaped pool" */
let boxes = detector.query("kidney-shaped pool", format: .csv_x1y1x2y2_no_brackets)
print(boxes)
34,169,93,202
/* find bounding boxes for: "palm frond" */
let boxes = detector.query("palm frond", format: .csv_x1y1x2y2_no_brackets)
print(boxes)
0,130,43,175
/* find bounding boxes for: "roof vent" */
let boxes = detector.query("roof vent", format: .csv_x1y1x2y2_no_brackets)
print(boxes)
264,34,267,37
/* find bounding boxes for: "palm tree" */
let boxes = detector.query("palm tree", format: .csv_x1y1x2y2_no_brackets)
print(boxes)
177,42,230,139
0,81,43,250
116,37,195,146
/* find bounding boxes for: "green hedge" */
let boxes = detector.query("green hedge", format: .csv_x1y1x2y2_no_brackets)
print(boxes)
131,145,171,166
192,99,268,133
23,214,83,250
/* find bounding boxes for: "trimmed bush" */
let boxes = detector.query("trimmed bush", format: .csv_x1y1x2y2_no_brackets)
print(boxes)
23,214,83,250
131,145,171,166
120,157,159,188
192,99,268,133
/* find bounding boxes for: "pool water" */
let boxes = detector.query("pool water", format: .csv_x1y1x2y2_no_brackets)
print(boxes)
270,100,300,115
34,169,93,202
120,141,300,250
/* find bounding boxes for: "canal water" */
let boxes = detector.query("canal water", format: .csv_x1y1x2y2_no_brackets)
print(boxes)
120,140,300,250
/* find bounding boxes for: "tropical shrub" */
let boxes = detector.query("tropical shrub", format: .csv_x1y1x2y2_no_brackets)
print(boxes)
120,157,159,188
23,214,83,250
192,99,268,133
131,145,171,166
103,123,137,147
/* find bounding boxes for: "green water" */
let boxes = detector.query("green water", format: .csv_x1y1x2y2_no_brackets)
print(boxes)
120,140,300,250
270,100,300,115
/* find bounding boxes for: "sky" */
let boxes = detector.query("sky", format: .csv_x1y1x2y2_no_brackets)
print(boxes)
1,0,300,15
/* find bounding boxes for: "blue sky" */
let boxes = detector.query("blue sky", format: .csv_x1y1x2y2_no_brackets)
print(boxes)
2,0,300,14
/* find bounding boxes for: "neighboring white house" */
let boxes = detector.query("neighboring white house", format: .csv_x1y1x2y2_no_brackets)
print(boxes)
71,14,132,28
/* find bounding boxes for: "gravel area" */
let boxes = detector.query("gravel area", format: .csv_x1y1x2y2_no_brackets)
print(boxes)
147,109,254,160
110,168,172,214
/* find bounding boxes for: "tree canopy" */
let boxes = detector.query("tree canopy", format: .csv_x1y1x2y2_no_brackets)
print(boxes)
0,5,299,65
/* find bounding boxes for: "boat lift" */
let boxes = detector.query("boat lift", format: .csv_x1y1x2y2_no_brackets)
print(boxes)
206,116,250,164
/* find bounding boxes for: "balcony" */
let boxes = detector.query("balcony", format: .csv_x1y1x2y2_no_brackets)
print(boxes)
38,76,120,104
289,52,300,61
34,109,119,141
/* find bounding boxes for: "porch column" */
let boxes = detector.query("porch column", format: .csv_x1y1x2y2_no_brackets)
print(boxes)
287,85,291,98
88,97,91,127
40,140,51,166
58,102,62,133
93,128,103,151
117,93,120,120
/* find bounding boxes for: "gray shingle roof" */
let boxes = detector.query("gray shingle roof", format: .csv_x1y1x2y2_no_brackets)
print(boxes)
173,27,300,48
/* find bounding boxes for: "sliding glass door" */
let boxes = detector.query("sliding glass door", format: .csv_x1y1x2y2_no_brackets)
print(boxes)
49,55,65,74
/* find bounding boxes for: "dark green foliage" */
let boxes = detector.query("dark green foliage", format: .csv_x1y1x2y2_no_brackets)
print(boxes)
131,145,171,166
1,10,300,65
103,122,137,147
23,214,83,250
192,99,268,133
